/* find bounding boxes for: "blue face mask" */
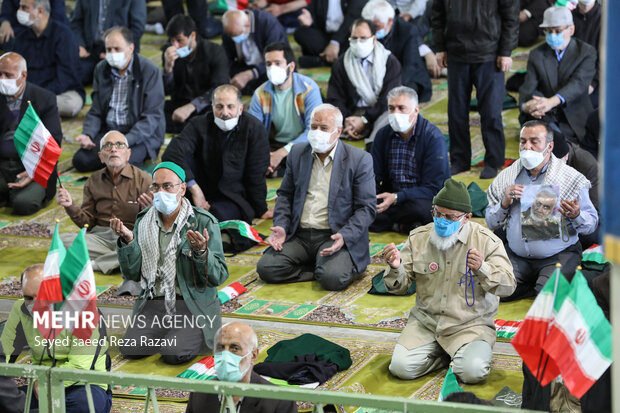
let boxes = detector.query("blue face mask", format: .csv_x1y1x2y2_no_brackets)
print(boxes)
231,32,248,44
545,32,565,50
214,350,250,382
433,217,462,238
375,29,387,40
153,190,179,215
176,45,192,58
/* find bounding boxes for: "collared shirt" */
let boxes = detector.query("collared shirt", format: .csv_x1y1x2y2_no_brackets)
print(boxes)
106,56,133,130
154,212,182,297
554,40,571,104
388,126,417,190
485,163,599,259
272,85,304,144
300,142,338,230
325,0,344,33
238,36,263,68
383,221,515,356
356,53,374,107
65,163,152,230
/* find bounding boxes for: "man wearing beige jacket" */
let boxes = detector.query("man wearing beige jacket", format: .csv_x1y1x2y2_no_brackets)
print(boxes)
382,179,515,383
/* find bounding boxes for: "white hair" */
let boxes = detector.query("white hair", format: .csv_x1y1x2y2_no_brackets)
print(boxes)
361,0,395,24
387,86,419,107
100,131,129,149
310,103,343,128
217,322,258,351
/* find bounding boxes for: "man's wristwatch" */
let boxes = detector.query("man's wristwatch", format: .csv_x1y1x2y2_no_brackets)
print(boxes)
361,116,368,125
393,193,398,205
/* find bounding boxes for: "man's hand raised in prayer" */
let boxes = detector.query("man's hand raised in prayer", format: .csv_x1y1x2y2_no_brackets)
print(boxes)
320,233,344,256
383,243,400,269
110,217,133,243
266,226,286,251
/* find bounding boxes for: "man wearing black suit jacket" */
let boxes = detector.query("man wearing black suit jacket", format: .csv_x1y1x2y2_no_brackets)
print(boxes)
162,85,271,223
185,321,298,413
519,6,597,143
293,0,368,67
0,52,62,215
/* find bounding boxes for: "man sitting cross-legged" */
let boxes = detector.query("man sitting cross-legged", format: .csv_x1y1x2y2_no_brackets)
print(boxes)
257,103,376,291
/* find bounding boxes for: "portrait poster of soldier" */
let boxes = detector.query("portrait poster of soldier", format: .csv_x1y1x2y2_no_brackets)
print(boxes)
520,185,561,240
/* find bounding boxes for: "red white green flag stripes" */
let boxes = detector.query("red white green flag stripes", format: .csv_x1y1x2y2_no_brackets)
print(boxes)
13,103,61,188
219,220,267,244
542,270,612,398
177,356,217,380
34,223,66,338
511,266,571,386
59,228,99,340
218,281,247,304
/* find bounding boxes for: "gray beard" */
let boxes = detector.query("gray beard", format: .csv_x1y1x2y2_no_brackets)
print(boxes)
429,226,461,251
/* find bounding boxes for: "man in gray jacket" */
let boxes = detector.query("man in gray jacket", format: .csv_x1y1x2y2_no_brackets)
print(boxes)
257,104,376,291
72,26,165,173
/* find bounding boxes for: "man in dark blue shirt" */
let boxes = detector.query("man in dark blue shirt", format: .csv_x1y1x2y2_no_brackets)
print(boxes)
370,86,450,233
13,0,84,118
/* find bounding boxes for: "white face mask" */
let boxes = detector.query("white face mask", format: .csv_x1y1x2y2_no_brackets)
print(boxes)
267,64,289,86
388,111,415,133
308,128,336,153
16,10,34,27
350,38,374,59
520,144,549,170
106,51,129,70
214,114,239,132
0,78,21,96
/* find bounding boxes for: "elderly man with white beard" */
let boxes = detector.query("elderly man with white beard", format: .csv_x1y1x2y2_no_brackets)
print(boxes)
382,178,515,384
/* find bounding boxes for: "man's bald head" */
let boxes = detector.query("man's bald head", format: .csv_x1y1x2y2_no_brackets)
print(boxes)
214,321,259,383
0,52,27,73
21,263,44,299
222,10,249,37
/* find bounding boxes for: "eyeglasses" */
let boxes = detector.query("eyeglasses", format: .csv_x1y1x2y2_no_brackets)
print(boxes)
545,26,568,35
149,182,182,193
101,142,128,151
348,36,372,42
431,207,466,221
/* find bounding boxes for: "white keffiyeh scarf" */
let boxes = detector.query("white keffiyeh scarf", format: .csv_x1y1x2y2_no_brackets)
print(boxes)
343,41,391,107
138,197,193,315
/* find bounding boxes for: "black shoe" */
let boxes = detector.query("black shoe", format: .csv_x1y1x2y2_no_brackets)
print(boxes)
480,165,498,179
298,55,325,68
450,164,470,176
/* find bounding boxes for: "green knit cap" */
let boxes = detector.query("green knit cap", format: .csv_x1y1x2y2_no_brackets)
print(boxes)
153,161,186,182
432,178,472,213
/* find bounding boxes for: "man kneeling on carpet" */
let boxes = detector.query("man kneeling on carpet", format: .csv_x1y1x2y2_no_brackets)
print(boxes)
56,130,152,280
0,264,112,413
112,161,229,364
186,321,298,412
383,179,516,383
256,103,376,291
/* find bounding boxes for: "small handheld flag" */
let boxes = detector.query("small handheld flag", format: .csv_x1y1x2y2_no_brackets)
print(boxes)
13,103,62,188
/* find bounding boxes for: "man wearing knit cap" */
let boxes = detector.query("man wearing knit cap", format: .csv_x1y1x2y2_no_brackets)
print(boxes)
383,178,515,384
111,161,229,364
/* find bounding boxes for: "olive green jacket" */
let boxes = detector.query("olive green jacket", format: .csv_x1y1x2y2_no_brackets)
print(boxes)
117,205,229,350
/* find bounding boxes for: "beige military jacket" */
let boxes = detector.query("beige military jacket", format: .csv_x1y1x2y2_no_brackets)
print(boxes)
384,221,516,356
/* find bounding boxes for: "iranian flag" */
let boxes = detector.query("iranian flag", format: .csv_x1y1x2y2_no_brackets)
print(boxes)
33,223,66,338
218,281,247,304
219,220,267,245
582,244,607,265
438,366,463,401
177,356,217,380
511,266,571,386
494,319,522,339
13,103,62,188
59,228,99,340
542,271,612,398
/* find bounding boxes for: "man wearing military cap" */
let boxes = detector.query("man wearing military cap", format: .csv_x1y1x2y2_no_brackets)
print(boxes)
383,178,515,383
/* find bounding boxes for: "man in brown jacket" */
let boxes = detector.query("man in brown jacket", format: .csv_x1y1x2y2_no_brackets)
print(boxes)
382,179,515,383
56,131,151,276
